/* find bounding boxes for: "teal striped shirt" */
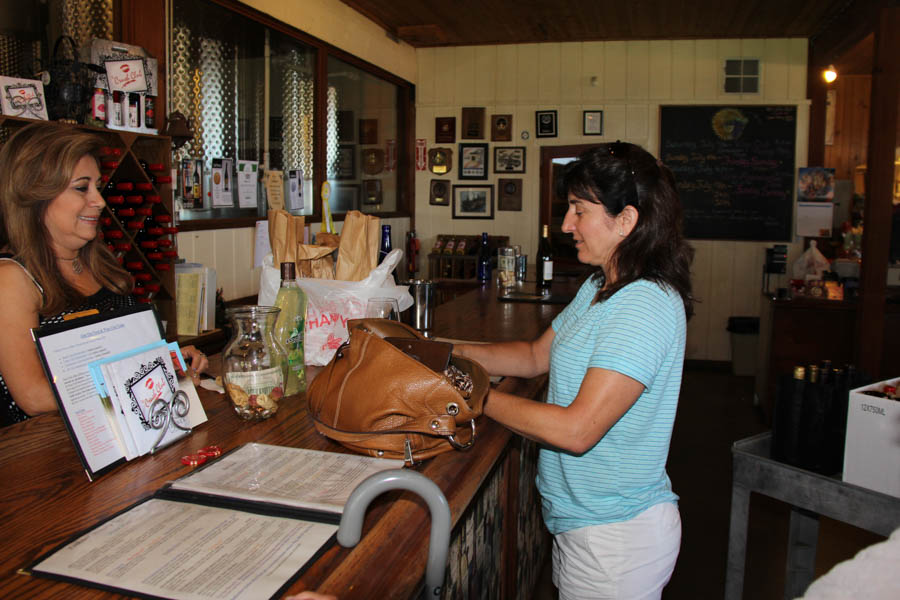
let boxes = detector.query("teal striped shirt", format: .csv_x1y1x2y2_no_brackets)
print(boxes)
537,277,686,535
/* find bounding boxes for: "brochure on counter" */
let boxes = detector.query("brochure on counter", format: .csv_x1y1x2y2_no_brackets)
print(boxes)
32,304,207,481
26,444,404,600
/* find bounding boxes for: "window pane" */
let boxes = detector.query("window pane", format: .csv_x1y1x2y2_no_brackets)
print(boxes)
743,60,759,76
724,77,742,93
326,55,399,215
172,0,266,219
742,78,759,94
725,59,742,76
270,31,316,216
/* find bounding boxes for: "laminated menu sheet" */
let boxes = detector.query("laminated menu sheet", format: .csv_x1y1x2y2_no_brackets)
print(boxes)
27,444,404,599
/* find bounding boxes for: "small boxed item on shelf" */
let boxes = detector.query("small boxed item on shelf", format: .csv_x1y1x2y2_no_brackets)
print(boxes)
842,376,900,498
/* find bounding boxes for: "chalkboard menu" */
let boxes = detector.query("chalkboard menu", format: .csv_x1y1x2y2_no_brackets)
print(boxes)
659,105,796,241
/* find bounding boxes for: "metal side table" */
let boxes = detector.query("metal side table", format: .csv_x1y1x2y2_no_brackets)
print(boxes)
725,432,900,600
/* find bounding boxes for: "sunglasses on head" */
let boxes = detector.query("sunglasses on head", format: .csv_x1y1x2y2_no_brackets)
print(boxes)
608,141,639,207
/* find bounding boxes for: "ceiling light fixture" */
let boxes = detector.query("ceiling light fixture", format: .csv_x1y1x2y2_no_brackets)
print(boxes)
823,64,837,83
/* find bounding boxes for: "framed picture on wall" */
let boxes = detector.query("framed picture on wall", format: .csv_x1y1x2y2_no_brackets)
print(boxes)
359,119,378,144
333,144,355,180
493,146,525,174
498,178,523,211
583,110,603,136
535,110,557,137
452,184,494,219
435,117,456,143
430,179,451,206
458,143,488,180
461,107,485,139
491,114,512,141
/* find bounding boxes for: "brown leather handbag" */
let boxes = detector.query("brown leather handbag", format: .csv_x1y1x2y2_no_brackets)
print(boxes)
307,319,489,464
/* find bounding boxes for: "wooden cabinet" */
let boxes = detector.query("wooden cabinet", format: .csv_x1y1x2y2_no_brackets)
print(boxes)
0,116,176,338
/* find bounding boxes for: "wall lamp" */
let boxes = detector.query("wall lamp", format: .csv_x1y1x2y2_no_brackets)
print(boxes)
823,64,838,83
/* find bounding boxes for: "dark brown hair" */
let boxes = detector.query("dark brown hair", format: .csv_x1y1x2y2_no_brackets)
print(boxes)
557,142,695,318
0,121,132,315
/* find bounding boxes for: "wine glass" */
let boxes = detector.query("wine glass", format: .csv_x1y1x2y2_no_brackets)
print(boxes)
366,297,400,320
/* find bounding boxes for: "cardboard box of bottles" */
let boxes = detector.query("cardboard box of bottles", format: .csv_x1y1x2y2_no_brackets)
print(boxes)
842,376,900,498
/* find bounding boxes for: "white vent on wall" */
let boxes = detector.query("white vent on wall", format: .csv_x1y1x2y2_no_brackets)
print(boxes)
723,59,760,94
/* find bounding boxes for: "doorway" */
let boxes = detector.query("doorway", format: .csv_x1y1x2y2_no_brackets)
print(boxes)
539,144,598,276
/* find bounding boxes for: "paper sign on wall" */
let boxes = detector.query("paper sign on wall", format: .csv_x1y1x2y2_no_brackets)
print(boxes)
237,160,258,208
286,170,304,211
265,170,285,211
210,158,234,208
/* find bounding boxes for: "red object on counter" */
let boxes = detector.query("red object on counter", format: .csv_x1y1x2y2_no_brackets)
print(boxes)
117,207,135,218
134,272,152,282
135,182,154,191
126,219,145,230
147,226,165,236
125,261,144,270
145,195,161,204
115,182,134,191
126,195,143,205
100,160,118,170
104,229,124,240
105,195,125,206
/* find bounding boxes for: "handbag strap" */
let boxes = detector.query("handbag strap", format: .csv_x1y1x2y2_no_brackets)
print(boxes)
52,36,79,61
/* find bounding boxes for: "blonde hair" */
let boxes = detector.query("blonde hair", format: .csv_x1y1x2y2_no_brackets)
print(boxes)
0,121,132,315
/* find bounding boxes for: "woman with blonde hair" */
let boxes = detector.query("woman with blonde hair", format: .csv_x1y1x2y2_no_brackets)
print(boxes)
0,121,207,426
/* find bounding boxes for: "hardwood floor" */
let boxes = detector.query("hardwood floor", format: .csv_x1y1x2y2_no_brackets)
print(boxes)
531,365,884,600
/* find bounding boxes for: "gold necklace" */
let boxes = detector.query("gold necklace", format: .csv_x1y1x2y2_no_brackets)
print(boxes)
57,255,83,275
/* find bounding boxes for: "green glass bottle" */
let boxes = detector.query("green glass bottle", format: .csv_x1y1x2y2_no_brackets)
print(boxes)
274,262,308,395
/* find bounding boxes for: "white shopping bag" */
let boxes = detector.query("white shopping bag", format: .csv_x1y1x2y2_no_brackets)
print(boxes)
258,249,412,365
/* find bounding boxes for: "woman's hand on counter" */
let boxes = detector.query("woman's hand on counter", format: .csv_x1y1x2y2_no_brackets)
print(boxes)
177,345,210,385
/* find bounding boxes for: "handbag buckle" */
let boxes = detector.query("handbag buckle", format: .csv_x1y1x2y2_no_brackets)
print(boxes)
404,438,414,464
335,341,351,358
447,419,476,450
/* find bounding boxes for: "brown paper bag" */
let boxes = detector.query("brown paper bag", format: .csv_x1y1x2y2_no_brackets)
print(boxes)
335,210,380,281
268,209,305,267
296,245,336,279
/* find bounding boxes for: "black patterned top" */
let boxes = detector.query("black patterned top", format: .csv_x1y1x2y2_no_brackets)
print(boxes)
0,255,135,427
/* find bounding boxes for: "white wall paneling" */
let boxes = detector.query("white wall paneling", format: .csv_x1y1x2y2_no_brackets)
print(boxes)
414,38,809,361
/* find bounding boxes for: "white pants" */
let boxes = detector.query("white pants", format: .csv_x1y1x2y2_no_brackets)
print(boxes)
551,502,682,600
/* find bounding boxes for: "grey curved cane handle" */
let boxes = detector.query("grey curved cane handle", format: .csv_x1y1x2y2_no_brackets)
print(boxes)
338,469,450,598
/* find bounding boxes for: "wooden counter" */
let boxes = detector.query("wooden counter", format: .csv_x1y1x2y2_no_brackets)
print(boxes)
0,279,567,599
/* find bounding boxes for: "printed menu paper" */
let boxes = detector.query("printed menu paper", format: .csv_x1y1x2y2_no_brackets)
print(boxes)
169,443,404,513
237,159,259,208
30,497,336,600
28,443,404,599
33,305,165,479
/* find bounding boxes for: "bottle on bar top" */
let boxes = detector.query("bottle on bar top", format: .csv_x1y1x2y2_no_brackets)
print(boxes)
476,232,491,283
406,230,419,277
274,262,307,396
539,224,554,292
378,225,392,264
